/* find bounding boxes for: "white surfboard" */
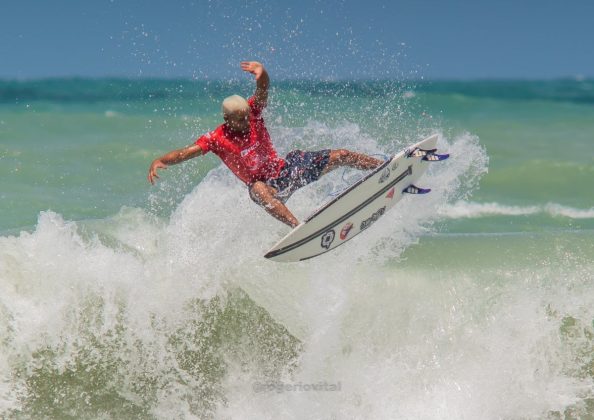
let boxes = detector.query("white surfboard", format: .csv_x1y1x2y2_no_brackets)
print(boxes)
264,134,446,262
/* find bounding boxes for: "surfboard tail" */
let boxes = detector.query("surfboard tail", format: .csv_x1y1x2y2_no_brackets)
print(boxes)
407,147,449,162
407,148,437,158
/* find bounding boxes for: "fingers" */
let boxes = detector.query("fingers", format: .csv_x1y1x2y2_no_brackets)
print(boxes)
241,62,264,82
240,61,262,73
148,162,166,185
148,171,159,185
148,169,158,185
240,63,255,75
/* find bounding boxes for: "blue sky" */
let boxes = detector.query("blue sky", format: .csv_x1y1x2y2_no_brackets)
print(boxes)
2,0,593,80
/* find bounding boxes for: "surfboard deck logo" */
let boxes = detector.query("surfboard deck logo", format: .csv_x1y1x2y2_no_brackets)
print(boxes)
264,134,448,262
360,206,386,231
340,222,354,240
320,230,335,249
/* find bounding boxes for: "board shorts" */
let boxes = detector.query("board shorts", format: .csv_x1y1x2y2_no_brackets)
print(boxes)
265,149,331,202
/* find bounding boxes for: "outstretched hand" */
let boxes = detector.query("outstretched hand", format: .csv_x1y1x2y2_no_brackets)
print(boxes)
148,159,168,185
240,61,265,80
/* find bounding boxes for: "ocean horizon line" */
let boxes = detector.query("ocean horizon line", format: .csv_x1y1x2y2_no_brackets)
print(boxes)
1,77,592,105
0,74,592,84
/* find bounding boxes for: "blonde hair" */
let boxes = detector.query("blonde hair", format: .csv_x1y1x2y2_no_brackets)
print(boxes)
222,95,249,115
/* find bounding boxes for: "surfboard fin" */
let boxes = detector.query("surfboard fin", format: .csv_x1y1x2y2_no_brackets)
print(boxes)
422,153,449,161
403,185,431,194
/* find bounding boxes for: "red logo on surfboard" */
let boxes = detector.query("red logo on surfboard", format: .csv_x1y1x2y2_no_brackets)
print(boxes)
386,187,395,199
340,222,354,240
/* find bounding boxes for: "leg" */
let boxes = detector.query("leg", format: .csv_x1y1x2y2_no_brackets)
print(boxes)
249,181,299,228
321,149,383,175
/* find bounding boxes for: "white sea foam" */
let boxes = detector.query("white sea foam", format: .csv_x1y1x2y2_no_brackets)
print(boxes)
544,203,594,219
2,128,593,418
104,110,120,118
440,201,594,219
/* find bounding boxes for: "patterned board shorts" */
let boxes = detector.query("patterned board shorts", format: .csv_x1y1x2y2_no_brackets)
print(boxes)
266,149,331,202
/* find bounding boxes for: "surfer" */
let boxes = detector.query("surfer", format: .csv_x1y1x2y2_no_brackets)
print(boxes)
148,61,383,227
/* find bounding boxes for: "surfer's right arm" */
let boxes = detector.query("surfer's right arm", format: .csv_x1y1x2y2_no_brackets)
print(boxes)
148,143,203,185
240,61,269,108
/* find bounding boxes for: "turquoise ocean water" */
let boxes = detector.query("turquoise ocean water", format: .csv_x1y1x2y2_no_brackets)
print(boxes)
1,78,593,418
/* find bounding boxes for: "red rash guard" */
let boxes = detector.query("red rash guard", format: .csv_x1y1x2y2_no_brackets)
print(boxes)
195,97,285,185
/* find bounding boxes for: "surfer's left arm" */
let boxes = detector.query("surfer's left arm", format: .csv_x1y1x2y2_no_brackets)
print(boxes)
240,61,269,108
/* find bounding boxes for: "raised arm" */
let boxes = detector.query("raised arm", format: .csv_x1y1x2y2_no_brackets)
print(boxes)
148,143,203,184
240,61,269,108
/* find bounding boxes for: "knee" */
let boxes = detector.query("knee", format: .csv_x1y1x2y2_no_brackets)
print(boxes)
249,181,274,204
249,182,264,203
